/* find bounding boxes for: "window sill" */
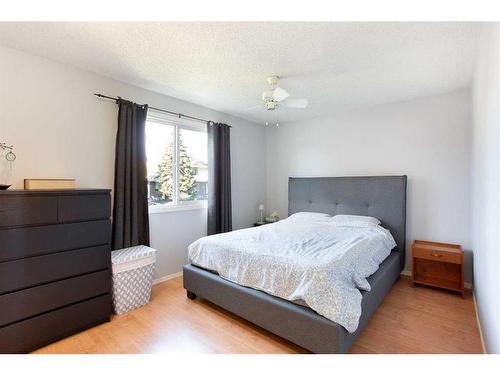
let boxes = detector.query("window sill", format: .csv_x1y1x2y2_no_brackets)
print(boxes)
148,202,207,214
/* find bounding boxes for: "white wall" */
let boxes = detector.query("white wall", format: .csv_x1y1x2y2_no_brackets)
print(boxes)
0,43,479,295
0,45,267,280
471,24,500,354
266,89,473,281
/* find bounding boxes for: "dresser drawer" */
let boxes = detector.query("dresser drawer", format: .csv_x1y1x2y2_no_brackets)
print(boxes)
0,196,58,228
0,220,111,262
0,270,110,327
0,294,111,353
413,246,462,264
0,245,110,294
58,194,111,222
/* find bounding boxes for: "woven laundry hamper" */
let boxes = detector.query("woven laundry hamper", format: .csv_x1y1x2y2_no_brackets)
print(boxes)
111,245,157,315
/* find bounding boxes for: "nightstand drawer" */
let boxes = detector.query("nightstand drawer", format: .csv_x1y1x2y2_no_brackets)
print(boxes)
413,247,461,264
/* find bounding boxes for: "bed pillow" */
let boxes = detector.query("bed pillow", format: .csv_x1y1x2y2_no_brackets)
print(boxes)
287,212,332,221
331,214,381,226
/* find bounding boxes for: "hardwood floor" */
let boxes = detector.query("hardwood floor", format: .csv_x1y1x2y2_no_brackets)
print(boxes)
34,276,483,354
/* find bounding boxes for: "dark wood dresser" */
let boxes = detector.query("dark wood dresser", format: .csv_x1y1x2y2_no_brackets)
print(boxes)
0,189,112,353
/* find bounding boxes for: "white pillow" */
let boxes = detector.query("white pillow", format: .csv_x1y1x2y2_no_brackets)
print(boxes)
287,212,331,221
331,214,381,226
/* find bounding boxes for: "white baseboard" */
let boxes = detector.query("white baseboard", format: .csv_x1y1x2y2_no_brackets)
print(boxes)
400,270,472,289
153,271,183,285
473,291,487,354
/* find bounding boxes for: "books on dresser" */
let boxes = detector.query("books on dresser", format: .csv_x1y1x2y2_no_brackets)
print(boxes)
24,178,76,190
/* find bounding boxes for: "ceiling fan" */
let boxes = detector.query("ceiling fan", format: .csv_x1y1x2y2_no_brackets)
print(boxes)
261,76,308,111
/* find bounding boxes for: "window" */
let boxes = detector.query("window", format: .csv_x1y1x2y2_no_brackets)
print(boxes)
145,111,208,212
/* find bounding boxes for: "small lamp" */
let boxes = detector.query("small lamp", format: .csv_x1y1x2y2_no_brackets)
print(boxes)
258,204,265,224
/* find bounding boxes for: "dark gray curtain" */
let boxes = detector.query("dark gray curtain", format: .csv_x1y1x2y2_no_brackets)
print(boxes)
112,99,150,249
207,122,232,235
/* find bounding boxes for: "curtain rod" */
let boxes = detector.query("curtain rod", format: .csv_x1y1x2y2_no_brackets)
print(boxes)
94,93,228,126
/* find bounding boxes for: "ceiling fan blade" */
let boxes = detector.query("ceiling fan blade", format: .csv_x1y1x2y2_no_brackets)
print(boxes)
272,87,290,102
282,98,308,109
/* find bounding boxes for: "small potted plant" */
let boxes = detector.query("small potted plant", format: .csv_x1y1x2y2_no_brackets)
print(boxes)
265,212,280,223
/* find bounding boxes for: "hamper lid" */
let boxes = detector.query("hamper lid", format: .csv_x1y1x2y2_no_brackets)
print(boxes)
112,245,157,265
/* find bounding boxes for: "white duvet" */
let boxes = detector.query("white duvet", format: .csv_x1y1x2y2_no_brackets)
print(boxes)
188,215,396,333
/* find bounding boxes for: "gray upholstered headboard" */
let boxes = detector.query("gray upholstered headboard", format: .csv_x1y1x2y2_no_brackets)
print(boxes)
288,176,407,269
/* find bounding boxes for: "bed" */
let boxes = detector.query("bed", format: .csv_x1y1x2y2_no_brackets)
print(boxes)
183,175,407,353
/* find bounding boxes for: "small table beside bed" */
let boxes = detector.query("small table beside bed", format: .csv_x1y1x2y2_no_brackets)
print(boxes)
183,175,407,354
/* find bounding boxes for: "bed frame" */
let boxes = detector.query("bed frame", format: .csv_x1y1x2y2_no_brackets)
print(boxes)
183,176,407,353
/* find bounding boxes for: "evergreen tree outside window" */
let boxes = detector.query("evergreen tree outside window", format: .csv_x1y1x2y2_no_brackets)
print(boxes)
155,140,174,201
178,132,198,201
145,113,207,209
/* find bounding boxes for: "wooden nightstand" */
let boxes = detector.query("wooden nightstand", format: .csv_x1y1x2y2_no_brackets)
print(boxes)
412,240,464,296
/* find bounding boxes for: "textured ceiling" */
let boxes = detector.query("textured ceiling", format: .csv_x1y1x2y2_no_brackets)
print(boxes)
0,22,481,124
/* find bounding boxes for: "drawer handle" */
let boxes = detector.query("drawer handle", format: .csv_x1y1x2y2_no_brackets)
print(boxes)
430,253,443,257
